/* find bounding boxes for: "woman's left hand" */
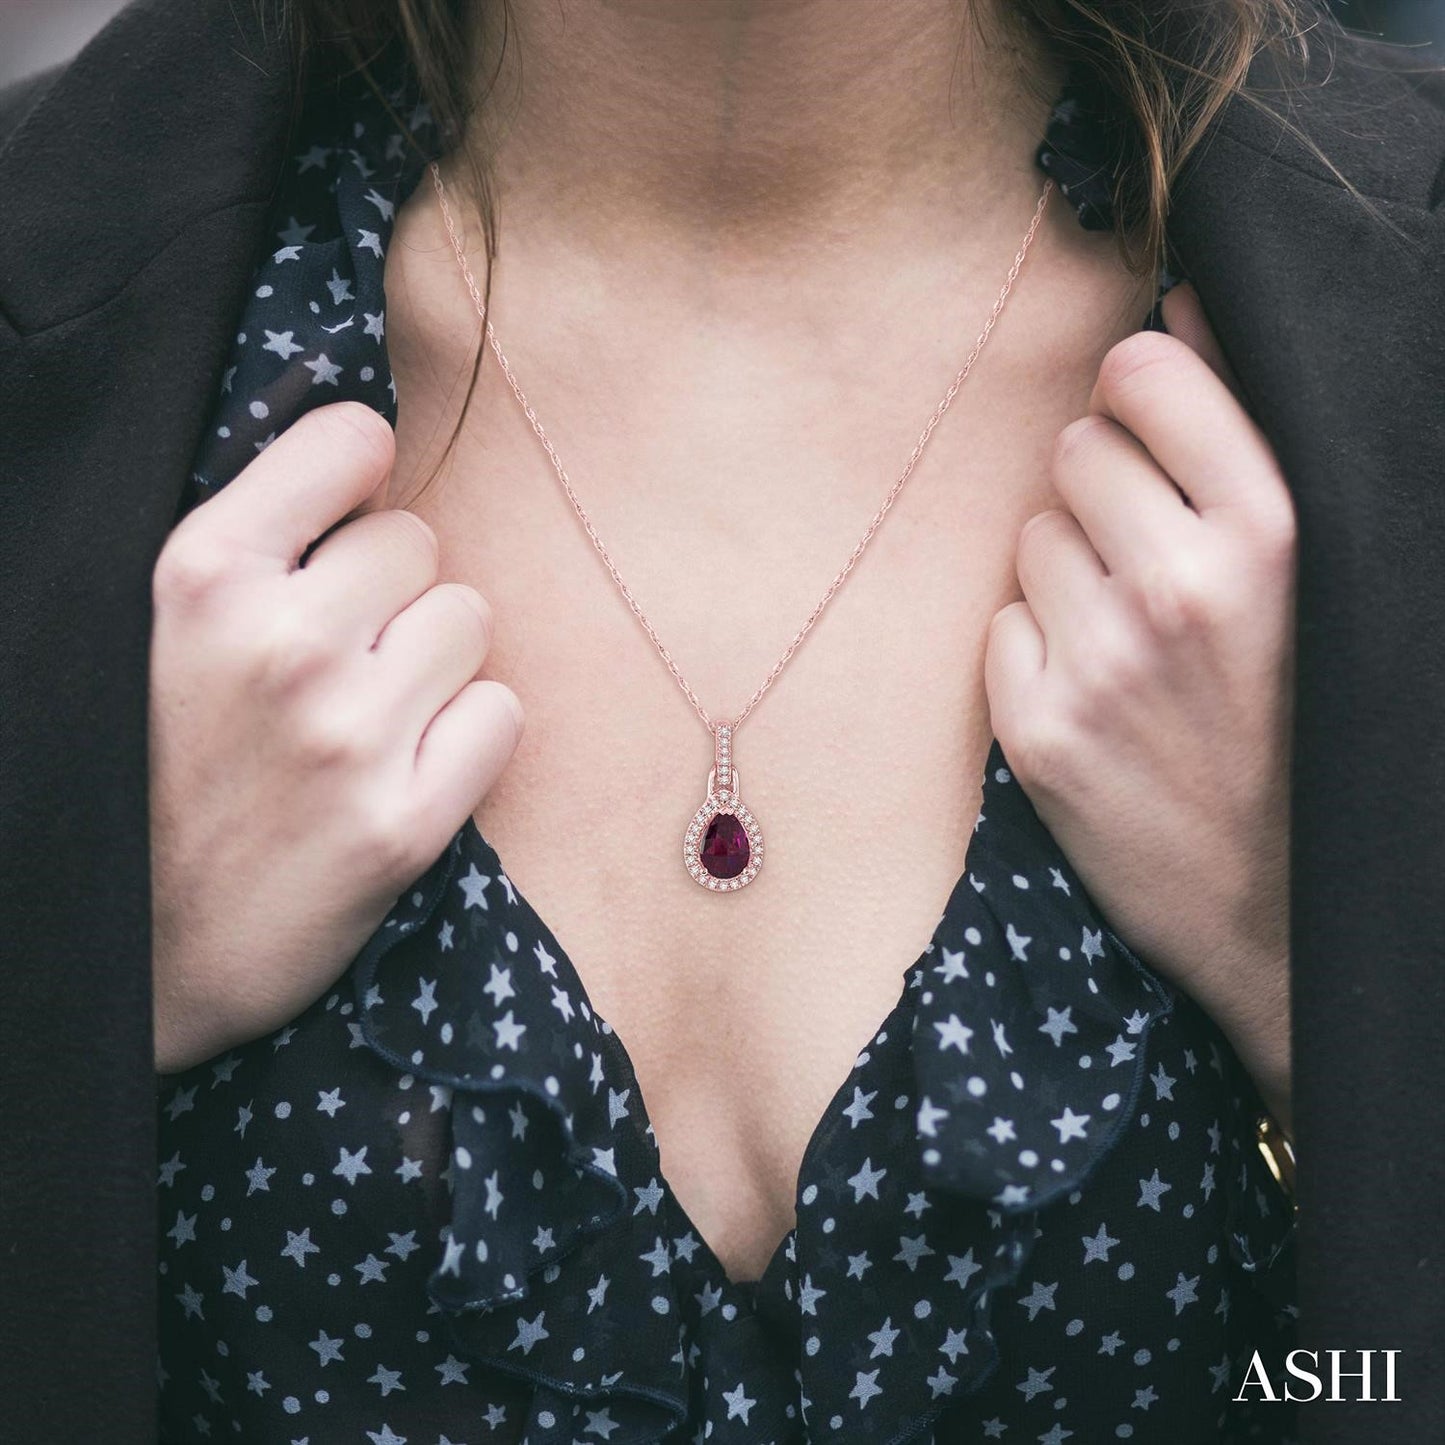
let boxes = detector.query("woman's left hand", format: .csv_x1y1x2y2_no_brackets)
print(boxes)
985,282,1297,1130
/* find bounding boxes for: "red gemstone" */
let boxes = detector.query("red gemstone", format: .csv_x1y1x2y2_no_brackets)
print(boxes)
701,812,750,880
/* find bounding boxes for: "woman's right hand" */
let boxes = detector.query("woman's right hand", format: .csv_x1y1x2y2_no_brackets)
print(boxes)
149,402,523,1074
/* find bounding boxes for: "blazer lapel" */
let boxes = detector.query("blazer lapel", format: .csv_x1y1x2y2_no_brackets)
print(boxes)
0,3,295,1439
1166,38,1445,1444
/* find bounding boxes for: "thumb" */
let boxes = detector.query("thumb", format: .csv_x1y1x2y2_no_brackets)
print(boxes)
1160,281,1247,405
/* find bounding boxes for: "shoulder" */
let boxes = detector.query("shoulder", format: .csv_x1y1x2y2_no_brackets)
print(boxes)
0,0,296,336
0,64,62,149
1210,29,1445,213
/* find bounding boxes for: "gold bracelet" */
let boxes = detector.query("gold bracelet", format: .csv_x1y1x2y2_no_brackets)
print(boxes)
1254,1112,1298,1214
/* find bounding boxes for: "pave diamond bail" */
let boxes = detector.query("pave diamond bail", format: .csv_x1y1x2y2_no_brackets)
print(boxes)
714,723,732,794
682,722,764,891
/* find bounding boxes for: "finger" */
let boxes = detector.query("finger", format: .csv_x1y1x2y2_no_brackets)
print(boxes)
1014,508,1107,650
984,598,1045,735
371,583,495,730
1051,414,1200,576
298,508,441,642
1088,331,1286,522
1159,282,1246,403
413,679,524,819
180,403,395,573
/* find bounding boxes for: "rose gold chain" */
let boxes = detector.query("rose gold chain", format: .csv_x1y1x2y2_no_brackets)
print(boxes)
431,162,1053,734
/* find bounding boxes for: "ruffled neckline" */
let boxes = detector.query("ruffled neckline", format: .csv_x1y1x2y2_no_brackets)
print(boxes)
350,740,1177,1444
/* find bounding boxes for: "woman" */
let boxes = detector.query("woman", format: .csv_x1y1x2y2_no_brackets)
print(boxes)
1,1,1441,1442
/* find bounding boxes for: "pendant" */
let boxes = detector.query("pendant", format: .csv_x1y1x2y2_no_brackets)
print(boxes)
683,722,764,891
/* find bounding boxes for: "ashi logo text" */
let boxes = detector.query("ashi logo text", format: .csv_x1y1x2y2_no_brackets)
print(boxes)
1234,1350,1401,1403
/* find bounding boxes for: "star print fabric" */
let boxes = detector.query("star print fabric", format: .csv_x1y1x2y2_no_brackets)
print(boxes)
157,62,1298,1445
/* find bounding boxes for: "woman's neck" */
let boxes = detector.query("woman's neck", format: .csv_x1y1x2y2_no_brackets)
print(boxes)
468,0,1062,252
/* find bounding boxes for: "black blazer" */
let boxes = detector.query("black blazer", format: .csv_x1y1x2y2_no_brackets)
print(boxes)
1,2,1442,1441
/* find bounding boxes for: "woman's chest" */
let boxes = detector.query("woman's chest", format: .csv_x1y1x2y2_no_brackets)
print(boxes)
388,351,1103,1277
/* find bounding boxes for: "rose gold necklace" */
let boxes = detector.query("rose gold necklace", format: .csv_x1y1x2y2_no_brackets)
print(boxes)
431,162,1053,893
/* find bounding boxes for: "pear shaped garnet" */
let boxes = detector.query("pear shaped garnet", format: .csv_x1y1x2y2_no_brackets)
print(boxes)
683,725,764,890
701,813,750,880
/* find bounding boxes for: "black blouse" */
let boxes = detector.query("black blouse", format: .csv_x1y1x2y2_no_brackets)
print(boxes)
156,64,1298,1445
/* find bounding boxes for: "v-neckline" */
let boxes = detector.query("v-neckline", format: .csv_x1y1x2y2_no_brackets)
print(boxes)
453,738,1007,1293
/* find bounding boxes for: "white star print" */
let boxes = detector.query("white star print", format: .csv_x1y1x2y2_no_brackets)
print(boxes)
303,352,344,386
847,1157,887,1201
363,187,397,220
210,1054,241,1084
1137,1168,1174,1211
434,1354,469,1385
933,1014,974,1054
850,1369,884,1408
843,1086,877,1128
1105,1034,1138,1066
1081,1222,1120,1264
640,1238,671,1277
261,329,303,359
492,1009,526,1050
220,1259,258,1298
354,1253,389,1284
509,1312,549,1355
483,963,514,1006
1017,1279,1059,1321
916,1096,949,1136
936,948,969,982
939,1327,969,1363
1051,1106,1091,1143
438,1234,464,1276
333,1145,373,1184
366,1363,404,1396
281,1228,320,1267
944,1250,982,1290
986,1116,1017,1145
166,1211,197,1248
309,1329,344,1366
1016,1363,1055,1400
798,1274,827,1315
894,1234,936,1271
458,863,491,909
1165,1271,1201,1314
409,978,438,1024
243,1156,276,1196
550,983,576,1022
1038,1005,1079,1046
722,1382,756,1423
